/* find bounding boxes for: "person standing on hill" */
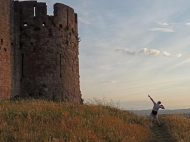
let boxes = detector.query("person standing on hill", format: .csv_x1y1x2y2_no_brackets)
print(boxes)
148,95,165,127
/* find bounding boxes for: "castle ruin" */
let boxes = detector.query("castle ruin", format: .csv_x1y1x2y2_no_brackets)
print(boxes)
0,0,82,103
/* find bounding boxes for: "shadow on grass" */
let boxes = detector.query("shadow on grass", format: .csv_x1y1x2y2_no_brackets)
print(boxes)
149,120,178,142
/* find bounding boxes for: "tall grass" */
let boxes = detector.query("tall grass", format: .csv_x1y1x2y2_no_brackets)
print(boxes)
0,99,189,142
0,99,151,142
162,114,190,142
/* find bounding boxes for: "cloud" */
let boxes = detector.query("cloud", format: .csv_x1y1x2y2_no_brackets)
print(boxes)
116,48,181,58
99,81,117,84
176,54,182,58
162,51,170,57
149,28,174,32
157,21,169,26
115,49,135,55
185,22,190,26
139,48,160,55
173,58,190,68
78,17,91,24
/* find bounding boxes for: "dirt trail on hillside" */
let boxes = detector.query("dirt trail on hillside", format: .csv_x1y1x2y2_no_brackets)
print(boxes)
150,122,177,142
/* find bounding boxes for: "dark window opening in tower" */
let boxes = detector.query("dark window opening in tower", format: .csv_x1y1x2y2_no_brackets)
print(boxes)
42,22,46,26
75,14,78,24
60,54,62,78
1,39,3,45
39,92,42,96
24,22,28,27
34,5,36,17
60,24,62,28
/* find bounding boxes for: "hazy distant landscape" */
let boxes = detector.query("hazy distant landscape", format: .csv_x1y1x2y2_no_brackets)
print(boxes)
132,108,190,115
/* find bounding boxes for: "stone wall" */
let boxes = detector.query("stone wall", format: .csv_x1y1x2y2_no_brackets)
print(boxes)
19,1,82,103
12,1,21,97
0,0,12,99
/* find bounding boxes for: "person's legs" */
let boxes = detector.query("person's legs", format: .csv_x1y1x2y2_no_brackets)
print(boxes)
155,115,161,126
149,113,154,126
149,113,161,126
157,120,161,126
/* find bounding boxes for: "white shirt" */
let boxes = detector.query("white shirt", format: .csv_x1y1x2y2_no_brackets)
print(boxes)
153,102,163,111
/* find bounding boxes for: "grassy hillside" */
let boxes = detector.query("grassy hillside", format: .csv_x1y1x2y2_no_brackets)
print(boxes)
0,99,189,142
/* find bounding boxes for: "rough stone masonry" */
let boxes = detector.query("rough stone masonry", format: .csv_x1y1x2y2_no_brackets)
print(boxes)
0,0,82,103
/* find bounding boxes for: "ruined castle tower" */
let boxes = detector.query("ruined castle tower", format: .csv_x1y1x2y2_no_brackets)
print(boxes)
0,0,14,98
0,0,82,103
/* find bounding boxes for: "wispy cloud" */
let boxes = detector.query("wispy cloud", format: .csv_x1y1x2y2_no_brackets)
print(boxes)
162,51,170,57
139,48,160,55
115,48,181,58
149,28,174,32
78,17,91,24
115,49,135,55
176,54,182,58
172,58,190,68
185,22,190,26
99,81,117,84
149,21,175,32
157,21,169,26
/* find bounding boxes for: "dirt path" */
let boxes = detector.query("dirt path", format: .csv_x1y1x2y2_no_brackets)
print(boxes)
150,122,177,142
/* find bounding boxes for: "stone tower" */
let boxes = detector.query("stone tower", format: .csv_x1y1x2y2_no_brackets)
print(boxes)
0,0,82,103
0,0,14,98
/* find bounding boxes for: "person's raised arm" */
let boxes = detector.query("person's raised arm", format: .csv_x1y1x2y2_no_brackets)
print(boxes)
160,105,165,109
148,95,154,103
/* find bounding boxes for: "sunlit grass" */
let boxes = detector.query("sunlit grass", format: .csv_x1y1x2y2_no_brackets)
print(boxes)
0,99,151,142
0,99,189,142
162,114,190,142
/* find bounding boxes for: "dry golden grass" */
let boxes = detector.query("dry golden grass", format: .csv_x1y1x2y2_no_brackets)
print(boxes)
162,114,190,142
0,99,189,142
0,99,151,142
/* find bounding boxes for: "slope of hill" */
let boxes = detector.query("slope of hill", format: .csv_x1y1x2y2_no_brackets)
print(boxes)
0,100,189,142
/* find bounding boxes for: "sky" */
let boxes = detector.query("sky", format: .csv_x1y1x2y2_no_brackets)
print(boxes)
20,0,190,110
